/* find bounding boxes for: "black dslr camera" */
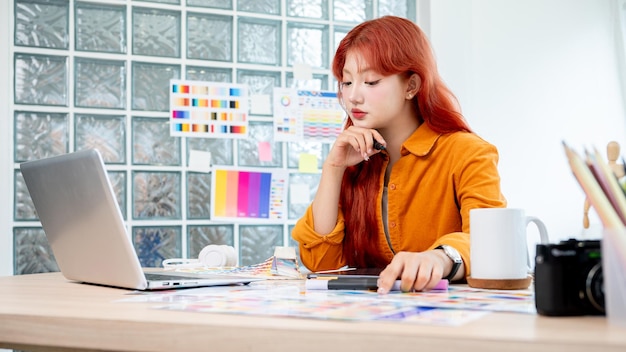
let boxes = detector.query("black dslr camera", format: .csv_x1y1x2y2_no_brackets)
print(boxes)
534,239,604,316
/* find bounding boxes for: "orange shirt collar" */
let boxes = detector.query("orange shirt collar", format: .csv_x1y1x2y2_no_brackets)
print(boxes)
401,123,443,157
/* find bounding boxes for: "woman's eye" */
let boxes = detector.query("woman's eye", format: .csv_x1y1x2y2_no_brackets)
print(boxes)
365,80,381,86
340,82,352,88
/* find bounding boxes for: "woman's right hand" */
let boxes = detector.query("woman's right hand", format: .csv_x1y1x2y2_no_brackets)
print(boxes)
311,126,386,235
325,126,386,168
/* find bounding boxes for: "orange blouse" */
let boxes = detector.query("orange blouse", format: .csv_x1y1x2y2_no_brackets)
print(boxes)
291,123,507,275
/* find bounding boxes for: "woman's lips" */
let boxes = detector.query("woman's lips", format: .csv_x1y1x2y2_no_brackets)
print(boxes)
351,109,366,119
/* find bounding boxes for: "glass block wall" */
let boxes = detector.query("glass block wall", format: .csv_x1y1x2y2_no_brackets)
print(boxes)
8,0,417,274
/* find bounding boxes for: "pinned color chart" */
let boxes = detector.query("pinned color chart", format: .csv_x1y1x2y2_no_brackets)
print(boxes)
273,88,345,143
170,80,249,138
211,167,288,221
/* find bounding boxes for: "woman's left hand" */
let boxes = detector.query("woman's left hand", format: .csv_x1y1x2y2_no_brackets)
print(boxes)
376,250,447,294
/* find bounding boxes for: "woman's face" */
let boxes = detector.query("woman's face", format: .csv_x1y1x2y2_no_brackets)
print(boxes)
339,51,411,129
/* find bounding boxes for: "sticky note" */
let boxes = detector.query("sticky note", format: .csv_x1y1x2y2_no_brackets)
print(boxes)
250,94,272,115
258,141,272,162
188,149,212,173
298,153,318,173
290,183,310,205
293,63,313,80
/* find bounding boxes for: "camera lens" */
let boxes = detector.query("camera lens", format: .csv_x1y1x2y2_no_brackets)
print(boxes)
585,263,605,314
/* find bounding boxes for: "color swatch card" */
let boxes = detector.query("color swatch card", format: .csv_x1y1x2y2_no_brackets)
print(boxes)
170,80,249,139
211,167,288,221
273,88,345,143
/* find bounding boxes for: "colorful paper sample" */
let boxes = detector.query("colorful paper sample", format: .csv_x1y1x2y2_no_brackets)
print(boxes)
273,88,345,143
124,285,535,327
170,80,249,139
211,167,288,221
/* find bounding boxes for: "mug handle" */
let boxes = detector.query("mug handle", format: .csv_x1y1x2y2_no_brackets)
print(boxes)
527,216,549,244
525,216,549,272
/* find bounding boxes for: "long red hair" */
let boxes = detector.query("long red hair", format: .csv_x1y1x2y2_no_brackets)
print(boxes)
332,16,472,268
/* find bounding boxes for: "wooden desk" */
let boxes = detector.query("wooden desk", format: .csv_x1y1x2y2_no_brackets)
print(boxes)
0,272,624,352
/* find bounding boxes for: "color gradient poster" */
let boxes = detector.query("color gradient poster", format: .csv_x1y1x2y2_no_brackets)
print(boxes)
273,88,345,143
170,79,249,139
211,167,288,221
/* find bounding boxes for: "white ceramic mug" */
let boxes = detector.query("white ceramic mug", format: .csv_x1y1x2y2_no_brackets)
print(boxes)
470,208,549,280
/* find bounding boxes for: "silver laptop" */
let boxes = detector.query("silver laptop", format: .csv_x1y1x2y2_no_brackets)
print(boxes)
20,149,259,290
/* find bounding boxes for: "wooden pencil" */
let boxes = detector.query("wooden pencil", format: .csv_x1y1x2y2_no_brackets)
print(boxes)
590,147,626,225
562,141,623,228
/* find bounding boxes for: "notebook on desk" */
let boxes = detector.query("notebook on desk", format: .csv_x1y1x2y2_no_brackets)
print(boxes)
20,149,259,291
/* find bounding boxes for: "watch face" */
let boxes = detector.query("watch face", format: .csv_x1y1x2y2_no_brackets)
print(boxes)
442,245,462,262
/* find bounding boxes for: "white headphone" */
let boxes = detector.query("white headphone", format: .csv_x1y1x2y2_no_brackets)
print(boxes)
162,244,238,269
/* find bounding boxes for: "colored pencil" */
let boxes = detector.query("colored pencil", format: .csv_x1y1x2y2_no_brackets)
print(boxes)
584,149,626,225
562,141,623,228
589,147,626,225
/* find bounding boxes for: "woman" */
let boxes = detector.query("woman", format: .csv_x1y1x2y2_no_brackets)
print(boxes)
291,16,506,293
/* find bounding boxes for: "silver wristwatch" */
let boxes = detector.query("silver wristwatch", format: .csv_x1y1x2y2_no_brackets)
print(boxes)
436,245,463,281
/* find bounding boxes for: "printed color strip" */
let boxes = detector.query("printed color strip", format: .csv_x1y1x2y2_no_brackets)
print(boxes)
248,172,261,217
237,172,249,217
225,170,238,217
214,170,227,217
259,173,272,218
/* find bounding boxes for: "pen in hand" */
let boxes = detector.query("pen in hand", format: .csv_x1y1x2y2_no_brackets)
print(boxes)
373,139,385,151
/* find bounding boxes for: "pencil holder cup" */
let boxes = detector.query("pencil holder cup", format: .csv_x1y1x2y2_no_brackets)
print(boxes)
603,228,626,327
